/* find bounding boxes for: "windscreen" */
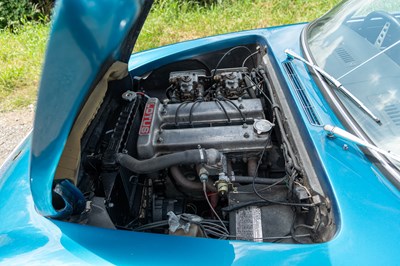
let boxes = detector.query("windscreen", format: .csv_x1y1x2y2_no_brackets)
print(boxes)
306,0,400,167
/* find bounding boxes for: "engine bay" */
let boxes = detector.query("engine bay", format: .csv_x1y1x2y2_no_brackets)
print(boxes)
63,44,335,243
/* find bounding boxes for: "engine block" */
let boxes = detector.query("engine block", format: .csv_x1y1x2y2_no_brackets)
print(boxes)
137,97,272,159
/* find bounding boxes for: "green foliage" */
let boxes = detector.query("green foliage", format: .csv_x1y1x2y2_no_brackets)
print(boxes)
0,0,40,30
135,0,340,51
0,0,341,111
30,0,54,17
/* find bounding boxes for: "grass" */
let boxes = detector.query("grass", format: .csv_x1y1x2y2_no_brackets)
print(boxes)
0,0,340,112
0,23,48,111
135,0,340,51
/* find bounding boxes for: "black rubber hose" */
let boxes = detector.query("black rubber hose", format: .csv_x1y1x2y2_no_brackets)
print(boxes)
230,176,285,185
170,166,217,192
116,149,220,174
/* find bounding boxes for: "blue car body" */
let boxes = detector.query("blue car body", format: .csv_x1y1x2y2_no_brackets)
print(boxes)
1,0,399,265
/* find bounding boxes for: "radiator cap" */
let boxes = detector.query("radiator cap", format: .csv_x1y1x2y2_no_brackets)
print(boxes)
253,119,274,135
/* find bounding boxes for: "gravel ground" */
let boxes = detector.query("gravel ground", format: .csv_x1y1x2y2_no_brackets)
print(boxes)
0,105,34,165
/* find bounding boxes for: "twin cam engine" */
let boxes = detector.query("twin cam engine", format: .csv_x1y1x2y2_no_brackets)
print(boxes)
137,68,274,160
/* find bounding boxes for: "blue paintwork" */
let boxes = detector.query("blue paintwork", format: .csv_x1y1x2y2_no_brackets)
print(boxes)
1,1,399,264
30,0,148,217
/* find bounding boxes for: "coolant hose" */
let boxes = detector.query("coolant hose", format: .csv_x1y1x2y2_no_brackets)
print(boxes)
230,175,285,185
116,149,221,174
170,166,217,192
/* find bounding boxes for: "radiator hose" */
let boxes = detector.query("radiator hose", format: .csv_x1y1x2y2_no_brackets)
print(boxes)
116,148,221,174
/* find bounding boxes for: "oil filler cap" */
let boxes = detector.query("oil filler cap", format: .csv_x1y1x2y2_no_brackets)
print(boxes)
253,119,274,135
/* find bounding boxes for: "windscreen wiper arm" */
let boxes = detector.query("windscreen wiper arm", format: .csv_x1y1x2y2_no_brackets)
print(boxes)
285,49,381,124
324,124,400,163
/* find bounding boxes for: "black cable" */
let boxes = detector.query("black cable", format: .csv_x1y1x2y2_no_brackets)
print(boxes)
257,68,301,171
241,79,264,92
203,225,229,236
174,101,191,126
165,85,174,99
251,138,315,207
291,219,310,244
204,230,310,241
222,98,246,122
124,217,140,229
271,233,292,243
176,220,209,238
242,50,259,68
244,72,273,107
256,175,289,192
294,224,315,231
256,82,274,107
214,99,231,123
197,223,209,238
202,182,229,233
190,58,212,76
189,100,203,126
243,70,271,101
212,46,254,78
201,221,229,232
133,220,169,231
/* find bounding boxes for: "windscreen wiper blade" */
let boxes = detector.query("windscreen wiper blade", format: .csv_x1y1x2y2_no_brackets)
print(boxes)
284,49,381,124
324,124,400,163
